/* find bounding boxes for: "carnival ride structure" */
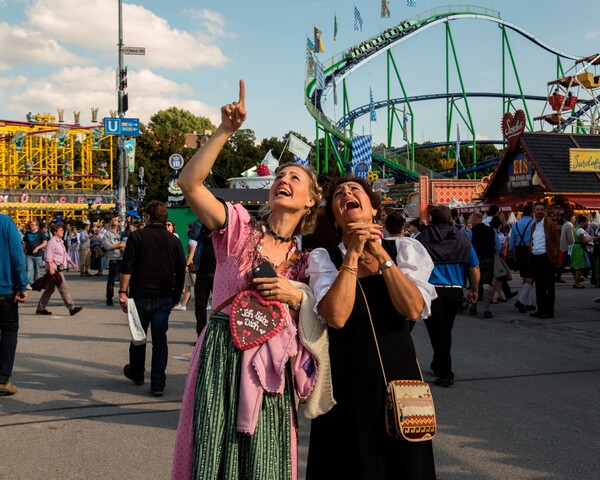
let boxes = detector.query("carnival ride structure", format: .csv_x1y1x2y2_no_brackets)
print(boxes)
306,5,595,181
0,116,116,224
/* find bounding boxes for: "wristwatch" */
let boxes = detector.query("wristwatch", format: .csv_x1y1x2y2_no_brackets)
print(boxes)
380,259,394,272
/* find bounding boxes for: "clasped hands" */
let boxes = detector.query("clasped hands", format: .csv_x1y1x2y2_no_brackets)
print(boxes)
345,222,385,262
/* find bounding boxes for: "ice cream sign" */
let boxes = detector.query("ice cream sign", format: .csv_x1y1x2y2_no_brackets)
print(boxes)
507,153,542,191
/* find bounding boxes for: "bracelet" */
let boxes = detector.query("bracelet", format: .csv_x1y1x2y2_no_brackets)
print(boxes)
289,299,302,311
338,265,358,276
118,290,128,294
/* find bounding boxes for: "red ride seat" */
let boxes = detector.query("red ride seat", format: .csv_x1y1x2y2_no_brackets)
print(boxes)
548,94,565,110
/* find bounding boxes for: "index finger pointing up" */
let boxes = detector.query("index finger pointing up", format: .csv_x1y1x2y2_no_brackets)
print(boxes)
238,79,246,105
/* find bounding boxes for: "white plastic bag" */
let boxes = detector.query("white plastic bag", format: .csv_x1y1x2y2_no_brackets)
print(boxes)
127,298,146,345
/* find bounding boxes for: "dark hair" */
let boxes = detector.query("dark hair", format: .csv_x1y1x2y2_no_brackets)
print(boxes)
324,176,381,228
578,215,588,224
384,211,406,235
409,218,424,232
522,204,533,216
50,223,64,234
490,216,502,229
534,201,546,209
429,205,451,225
145,200,168,224
487,205,500,216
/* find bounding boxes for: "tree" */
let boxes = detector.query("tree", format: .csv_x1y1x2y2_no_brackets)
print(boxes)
211,129,260,186
133,108,216,201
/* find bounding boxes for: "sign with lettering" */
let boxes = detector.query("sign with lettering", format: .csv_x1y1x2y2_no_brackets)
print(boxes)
103,117,140,136
569,148,600,172
168,153,184,170
229,290,287,350
507,153,534,191
502,110,526,151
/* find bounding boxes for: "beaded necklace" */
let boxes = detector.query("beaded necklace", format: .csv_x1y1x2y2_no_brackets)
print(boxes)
265,222,293,243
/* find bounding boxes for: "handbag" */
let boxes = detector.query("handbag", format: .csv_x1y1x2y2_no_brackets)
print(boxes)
127,298,146,345
493,254,512,281
31,273,51,291
357,281,436,442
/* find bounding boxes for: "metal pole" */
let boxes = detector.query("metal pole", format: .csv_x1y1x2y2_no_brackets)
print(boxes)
117,0,127,223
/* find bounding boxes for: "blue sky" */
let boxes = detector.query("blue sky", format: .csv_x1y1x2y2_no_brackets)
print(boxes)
1,0,599,148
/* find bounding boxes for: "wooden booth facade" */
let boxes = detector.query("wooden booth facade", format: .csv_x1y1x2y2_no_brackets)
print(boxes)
482,131,600,220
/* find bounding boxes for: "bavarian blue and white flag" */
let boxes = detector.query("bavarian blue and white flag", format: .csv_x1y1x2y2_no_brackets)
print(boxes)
354,6,363,31
351,135,372,178
369,88,377,122
315,57,325,90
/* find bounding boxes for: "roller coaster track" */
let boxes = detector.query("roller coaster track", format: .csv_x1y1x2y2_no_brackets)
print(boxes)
305,5,582,180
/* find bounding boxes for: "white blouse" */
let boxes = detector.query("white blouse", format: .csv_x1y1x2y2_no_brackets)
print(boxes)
306,237,437,322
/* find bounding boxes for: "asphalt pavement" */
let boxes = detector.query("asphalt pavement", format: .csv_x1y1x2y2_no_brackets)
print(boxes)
1,271,599,480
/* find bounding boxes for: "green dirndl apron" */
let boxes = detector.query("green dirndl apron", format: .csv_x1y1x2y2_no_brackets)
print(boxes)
191,312,294,479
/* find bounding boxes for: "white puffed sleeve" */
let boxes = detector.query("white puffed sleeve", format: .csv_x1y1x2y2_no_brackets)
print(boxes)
306,248,338,323
389,237,437,320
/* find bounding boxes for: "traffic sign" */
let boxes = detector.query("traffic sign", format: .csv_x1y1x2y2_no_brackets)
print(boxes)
103,117,140,136
169,153,184,170
123,46,146,55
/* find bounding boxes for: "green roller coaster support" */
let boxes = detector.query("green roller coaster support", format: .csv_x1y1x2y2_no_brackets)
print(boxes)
445,22,476,166
387,51,415,169
501,25,533,131
315,120,320,173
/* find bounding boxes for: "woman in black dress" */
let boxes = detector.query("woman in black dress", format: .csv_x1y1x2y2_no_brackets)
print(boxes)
306,177,437,480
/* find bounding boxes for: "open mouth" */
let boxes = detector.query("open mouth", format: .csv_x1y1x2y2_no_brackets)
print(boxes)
274,188,291,197
343,199,360,211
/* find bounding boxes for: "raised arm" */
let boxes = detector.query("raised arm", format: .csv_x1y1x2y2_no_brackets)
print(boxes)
178,80,247,231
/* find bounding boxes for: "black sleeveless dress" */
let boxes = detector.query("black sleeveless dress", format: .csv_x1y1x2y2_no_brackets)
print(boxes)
306,247,436,480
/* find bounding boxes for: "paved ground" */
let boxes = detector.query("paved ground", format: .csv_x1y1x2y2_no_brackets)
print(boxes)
1,272,599,479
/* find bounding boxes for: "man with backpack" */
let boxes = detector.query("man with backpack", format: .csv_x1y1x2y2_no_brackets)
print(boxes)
509,204,536,313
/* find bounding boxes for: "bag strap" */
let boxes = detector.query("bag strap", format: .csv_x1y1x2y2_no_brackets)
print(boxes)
356,280,424,385
209,253,300,319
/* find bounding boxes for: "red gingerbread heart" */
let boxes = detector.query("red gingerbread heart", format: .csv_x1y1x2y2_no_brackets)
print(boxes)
502,110,526,151
230,290,288,350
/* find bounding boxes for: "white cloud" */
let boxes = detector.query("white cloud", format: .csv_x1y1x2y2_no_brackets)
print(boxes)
186,8,237,41
24,0,229,69
1,66,219,126
585,30,600,40
0,22,86,70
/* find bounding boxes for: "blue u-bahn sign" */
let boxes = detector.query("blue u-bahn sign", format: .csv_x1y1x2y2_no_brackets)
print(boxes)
103,117,140,136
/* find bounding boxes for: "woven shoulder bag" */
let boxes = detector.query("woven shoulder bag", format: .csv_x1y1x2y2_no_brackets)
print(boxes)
357,280,436,442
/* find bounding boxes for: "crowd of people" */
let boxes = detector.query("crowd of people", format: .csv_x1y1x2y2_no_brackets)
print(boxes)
2,81,600,480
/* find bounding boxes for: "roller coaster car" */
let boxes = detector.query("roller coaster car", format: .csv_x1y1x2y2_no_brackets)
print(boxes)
548,93,577,111
576,72,600,89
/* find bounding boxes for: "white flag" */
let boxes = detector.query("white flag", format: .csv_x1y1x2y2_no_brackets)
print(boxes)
288,134,311,161
262,149,279,175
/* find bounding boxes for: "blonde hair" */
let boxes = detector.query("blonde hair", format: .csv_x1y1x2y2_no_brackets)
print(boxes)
258,163,322,236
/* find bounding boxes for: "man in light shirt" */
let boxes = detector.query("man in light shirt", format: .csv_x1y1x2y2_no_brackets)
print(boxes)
529,202,560,319
555,213,575,283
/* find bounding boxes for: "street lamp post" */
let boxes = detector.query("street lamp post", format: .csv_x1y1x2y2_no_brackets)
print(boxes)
117,0,128,224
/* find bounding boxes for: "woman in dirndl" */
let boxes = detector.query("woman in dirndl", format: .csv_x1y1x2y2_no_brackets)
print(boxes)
171,80,323,480
305,177,437,479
